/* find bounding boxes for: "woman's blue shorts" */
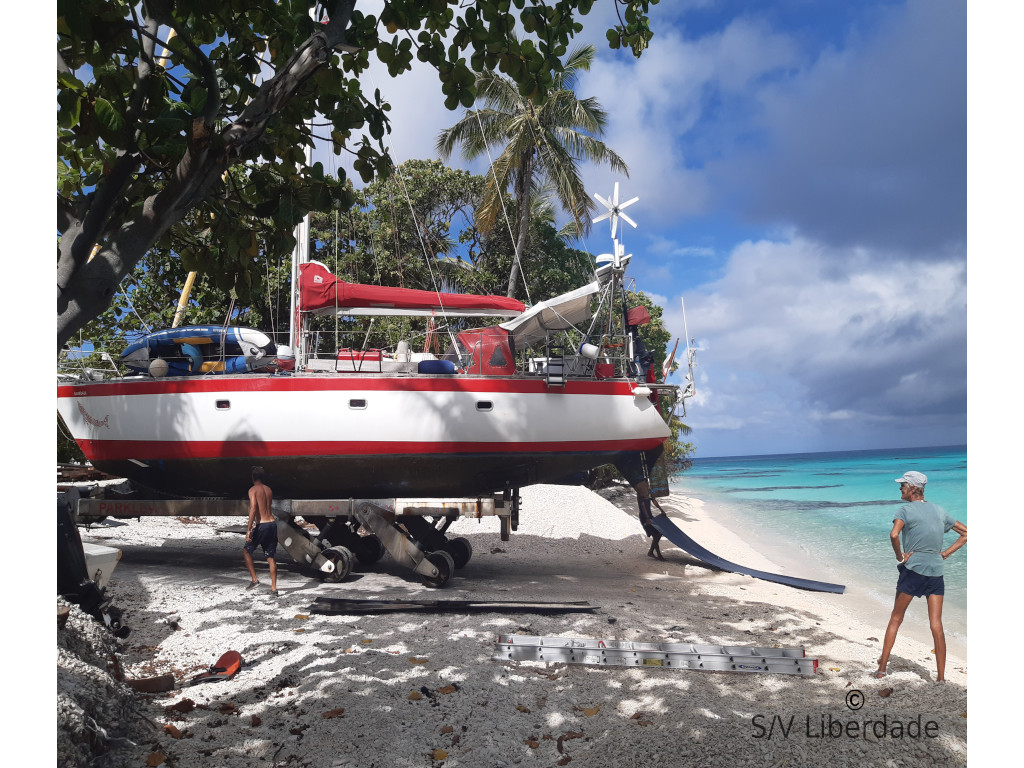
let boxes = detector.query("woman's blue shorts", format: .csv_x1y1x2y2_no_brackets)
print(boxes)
896,563,944,598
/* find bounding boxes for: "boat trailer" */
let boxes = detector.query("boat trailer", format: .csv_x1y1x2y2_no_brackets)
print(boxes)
69,489,523,588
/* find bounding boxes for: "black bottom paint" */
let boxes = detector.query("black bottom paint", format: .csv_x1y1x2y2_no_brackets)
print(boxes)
95,449,656,500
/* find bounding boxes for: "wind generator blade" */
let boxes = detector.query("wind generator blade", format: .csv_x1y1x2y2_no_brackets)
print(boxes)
592,209,613,224
619,196,640,210
619,211,638,229
611,216,618,239
593,192,612,208
612,181,620,205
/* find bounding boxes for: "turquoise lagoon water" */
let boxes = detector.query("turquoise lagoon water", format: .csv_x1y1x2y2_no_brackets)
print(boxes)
670,445,967,644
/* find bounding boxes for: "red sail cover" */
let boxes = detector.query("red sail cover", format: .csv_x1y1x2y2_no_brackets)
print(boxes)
298,262,525,317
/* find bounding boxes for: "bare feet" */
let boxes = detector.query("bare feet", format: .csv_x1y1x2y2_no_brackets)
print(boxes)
872,670,887,678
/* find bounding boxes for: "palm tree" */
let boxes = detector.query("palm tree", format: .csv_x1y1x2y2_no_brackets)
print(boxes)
436,44,628,299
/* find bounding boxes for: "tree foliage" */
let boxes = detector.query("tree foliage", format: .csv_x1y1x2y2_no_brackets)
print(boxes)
436,43,627,298
57,0,661,350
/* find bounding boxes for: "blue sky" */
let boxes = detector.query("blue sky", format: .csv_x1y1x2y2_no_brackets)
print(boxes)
318,0,967,458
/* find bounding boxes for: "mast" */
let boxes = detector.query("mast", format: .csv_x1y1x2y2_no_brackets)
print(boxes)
289,205,311,366
289,122,314,367
288,4,319,369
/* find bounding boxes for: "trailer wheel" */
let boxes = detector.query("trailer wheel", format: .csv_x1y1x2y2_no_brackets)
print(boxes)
322,546,353,583
445,537,473,569
422,550,455,588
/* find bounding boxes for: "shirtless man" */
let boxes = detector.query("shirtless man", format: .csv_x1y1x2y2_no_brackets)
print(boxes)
243,466,279,596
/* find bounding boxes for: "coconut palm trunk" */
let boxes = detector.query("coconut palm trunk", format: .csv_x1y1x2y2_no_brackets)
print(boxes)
508,150,534,297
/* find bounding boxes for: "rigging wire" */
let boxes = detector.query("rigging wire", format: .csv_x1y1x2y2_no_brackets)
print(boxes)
118,277,153,336
472,107,532,306
368,72,462,357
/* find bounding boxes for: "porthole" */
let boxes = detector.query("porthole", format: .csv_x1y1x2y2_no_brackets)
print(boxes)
476,401,493,412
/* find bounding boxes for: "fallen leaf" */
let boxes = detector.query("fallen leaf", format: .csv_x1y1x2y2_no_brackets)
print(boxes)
516,705,531,713
322,708,345,719
556,730,584,752
525,739,539,748
582,705,601,717
961,712,967,718
437,685,457,694
409,690,423,701
166,698,196,714
636,719,653,726
294,614,309,620
361,639,373,644
294,628,306,633
441,725,454,734
432,749,448,760
930,649,936,654
828,667,840,672
289,724,307,735
250,715,261,727
162,724,183,739
558,757,572,766
218,702,236,714
146,753,166,767
879,687,893,698
409,656,429,664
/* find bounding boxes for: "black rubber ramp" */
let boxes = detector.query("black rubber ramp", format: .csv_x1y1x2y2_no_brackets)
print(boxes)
649,514,846,594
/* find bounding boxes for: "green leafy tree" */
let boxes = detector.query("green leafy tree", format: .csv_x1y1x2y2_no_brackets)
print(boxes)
314,159,487,292
435,43,628,298
57,0,661,351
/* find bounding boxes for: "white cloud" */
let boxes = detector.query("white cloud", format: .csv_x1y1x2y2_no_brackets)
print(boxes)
576,20,800,228
661,235,966,454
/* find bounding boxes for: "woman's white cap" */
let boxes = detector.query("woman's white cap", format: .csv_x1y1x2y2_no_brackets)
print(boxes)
895,471,927,487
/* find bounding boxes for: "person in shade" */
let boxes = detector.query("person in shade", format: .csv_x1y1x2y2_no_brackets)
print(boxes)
635,479,667,561
875,471,967,681
243,466,279,596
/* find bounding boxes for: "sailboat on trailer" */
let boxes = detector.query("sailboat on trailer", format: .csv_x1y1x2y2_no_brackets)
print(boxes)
56,187,694,502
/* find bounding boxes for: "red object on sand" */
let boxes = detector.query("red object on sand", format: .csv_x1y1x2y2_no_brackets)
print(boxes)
189,650,242,685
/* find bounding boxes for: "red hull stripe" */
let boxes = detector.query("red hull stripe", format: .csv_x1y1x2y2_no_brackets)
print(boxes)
58,376,636,398
78,438,665,461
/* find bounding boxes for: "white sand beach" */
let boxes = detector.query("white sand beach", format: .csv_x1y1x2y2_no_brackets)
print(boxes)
58,484,967,767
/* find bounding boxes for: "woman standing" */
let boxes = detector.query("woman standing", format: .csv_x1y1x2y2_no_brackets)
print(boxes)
875,471,967,681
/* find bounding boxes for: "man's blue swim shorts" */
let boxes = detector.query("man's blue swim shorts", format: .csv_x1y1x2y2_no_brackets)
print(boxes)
244,521,278,559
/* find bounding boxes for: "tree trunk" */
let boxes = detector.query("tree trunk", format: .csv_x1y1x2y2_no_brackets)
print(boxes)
506,152,533,299
56,1,358,351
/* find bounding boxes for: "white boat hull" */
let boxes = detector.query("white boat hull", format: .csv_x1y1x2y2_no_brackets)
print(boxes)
57,373,670,498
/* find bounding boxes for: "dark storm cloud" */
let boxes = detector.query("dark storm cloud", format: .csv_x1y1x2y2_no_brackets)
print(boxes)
707,0,966,255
